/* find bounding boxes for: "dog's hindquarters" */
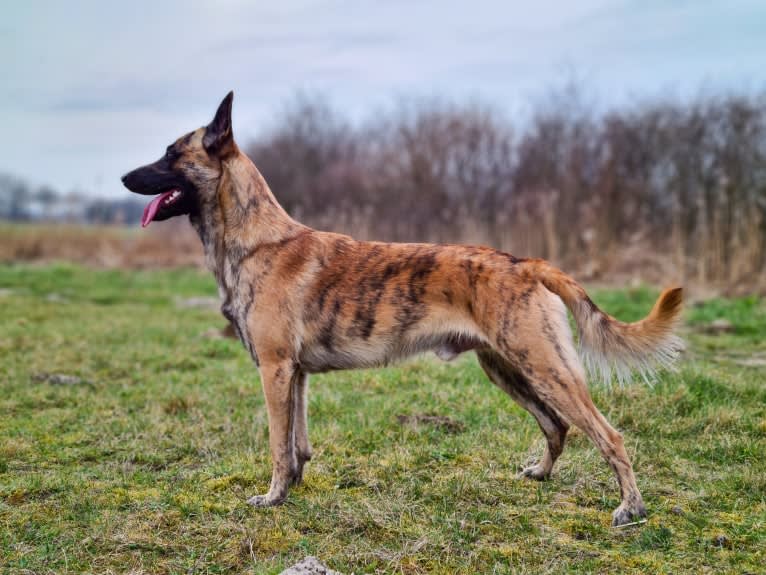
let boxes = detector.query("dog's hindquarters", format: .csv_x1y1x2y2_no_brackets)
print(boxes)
483,285,648,525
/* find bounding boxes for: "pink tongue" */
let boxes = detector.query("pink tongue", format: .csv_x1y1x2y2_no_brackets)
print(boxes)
141,191,174,228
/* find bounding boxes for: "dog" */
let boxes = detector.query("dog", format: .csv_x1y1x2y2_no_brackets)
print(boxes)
122,92,683,526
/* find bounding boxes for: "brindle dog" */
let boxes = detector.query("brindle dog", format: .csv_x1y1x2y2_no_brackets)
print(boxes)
122,92,683,526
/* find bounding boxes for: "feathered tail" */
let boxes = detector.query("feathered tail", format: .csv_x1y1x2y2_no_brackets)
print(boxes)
529,260,684,385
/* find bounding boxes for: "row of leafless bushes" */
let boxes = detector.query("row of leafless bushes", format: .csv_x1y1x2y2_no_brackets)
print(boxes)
2,89,764,292
247,90,766,291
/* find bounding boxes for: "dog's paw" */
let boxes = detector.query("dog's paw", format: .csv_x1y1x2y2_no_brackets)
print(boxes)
246,493,286,508
517,463,550,481
611,502,647,527
289,467,305,487
288,450,312,486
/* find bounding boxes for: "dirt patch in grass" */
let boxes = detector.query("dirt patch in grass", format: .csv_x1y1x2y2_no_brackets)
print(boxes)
396,413,466,433
32,372,90,386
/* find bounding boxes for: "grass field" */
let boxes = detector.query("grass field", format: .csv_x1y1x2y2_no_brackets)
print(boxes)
1,264,765,574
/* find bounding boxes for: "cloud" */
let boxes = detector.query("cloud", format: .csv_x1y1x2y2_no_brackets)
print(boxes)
0,0,764,196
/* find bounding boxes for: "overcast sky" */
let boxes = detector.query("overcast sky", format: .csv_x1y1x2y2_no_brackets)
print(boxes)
2,0,765,197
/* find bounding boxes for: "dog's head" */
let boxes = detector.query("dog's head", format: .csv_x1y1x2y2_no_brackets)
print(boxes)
121,92,237,227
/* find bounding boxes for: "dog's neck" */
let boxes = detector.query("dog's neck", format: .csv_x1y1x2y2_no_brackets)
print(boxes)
190,151,307,287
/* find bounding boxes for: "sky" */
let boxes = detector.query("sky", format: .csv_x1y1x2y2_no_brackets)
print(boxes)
1,0,765,198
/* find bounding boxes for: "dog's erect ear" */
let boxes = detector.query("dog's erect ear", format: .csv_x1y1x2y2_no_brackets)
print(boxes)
203,91,235,157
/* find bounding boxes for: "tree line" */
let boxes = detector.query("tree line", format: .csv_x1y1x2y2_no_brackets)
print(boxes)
3,88,764,287
0,174,144,224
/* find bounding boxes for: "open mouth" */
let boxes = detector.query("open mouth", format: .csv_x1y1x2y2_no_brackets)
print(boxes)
141,189,184,227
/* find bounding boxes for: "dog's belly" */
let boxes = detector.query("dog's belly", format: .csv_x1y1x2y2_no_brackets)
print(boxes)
434,336,482,361
298,331,485,373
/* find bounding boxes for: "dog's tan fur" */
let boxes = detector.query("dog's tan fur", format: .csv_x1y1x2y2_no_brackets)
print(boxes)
123,93,684,525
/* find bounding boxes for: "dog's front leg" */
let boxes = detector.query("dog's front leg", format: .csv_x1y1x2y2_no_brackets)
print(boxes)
290,371,312,486
247,360,297,507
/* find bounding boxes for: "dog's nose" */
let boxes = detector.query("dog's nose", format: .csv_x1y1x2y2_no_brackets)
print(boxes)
121,173,129,184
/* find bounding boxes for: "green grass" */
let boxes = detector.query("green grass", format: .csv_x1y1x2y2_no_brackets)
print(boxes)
1,264,764,574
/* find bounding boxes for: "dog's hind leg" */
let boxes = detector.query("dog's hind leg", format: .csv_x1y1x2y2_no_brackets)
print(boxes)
489,289,646,525
477,349,569,480
247,360,298,507
289,371,312,486
542,374,646,526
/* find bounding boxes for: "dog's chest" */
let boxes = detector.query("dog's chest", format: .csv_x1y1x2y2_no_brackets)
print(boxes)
218,262,260,365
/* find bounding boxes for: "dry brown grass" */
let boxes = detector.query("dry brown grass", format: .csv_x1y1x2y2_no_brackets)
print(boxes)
0,220,203,269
